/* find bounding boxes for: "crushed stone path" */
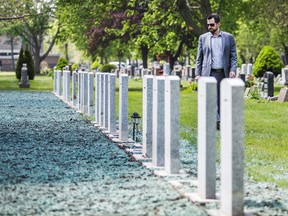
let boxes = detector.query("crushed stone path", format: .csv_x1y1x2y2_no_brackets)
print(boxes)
0,91,207,216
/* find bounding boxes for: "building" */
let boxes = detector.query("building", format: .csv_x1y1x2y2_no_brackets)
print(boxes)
0,35,59,72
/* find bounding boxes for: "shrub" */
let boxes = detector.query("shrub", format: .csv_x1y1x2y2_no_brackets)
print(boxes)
99,64,116,72
91,60,101,70
253,46,284,77
15,48,24,80
24,48,35,80
72,63,79,71
55,58,68,70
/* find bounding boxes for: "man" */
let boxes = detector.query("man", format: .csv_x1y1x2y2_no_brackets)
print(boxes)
195,13,237,130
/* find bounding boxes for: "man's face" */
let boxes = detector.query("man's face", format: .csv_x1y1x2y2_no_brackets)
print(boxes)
207,18,220,33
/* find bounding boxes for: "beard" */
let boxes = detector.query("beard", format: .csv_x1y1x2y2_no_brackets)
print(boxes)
208,28,216,33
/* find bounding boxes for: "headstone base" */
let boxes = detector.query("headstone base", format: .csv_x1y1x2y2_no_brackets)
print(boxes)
19,82,30,88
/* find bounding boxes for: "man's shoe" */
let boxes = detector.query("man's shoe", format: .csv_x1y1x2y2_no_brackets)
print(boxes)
217,121,220,130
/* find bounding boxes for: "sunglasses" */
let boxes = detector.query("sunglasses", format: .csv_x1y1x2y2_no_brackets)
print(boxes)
207,23,216,27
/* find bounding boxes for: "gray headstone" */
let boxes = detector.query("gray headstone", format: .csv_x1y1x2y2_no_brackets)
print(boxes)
220,78,245,216
19,63,30,88
278,88,288,102
198,77,217,199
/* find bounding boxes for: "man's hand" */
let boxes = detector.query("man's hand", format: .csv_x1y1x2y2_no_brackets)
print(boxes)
195,75,201,82
229,72,236,78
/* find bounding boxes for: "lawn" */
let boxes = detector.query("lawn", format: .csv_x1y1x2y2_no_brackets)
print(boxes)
0,72,53,91
1,72,288,188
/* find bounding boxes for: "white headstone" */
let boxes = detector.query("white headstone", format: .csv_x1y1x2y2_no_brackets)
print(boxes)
198,77,217,199
119,74,128,141
95,73,101,124
152,76,165,166
72,71,77,106
142,75,154,158
103,73,109,128
220,78,245,216
108,74,116,133
165,76,180,174
87,72,94,116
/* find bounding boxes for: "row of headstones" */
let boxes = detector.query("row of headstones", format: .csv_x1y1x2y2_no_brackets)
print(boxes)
142,75,246,215
54,69,246,215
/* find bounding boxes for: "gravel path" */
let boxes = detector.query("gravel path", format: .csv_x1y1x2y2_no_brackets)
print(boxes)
0,91,206,215
0,91,288,216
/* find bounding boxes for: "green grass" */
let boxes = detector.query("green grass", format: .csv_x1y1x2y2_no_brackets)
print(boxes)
0,72,53,91
1,72,288,188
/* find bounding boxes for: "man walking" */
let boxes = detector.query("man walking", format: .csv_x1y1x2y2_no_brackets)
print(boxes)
195,13,237,130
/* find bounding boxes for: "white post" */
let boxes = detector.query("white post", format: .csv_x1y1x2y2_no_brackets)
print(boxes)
87,72,94,116
164,76,180,174
198,77,217,199
119,74,128,141
142,75,154,158
220,78,245,216
152,76,165,166
108,74,116,133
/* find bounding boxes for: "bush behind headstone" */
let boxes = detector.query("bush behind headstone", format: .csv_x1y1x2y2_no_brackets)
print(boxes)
253,46,284,77
15,48,24,80
99,64,116,72
25,48,35,80
55,58,68,70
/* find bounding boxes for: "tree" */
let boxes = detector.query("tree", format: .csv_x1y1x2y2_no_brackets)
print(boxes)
1,0,60,74
15,48,24,80
24,47,35,80
239,0,288,65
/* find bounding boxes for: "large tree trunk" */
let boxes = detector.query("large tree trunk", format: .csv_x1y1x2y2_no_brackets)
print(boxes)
176,0,211,37
10,37,15,71
283,43,288,65
140,44,149,69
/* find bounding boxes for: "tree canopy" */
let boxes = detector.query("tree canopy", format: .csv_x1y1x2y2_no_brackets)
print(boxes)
1,0,287,72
